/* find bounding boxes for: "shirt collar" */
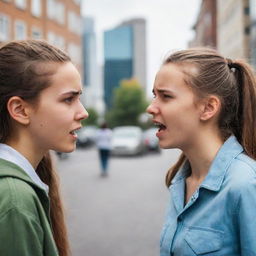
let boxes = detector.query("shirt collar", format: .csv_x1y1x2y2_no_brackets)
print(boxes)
200,135,243,191
171,135,243,191
0,143,49,193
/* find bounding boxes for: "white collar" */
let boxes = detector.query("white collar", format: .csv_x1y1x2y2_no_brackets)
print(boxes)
0,143,49,193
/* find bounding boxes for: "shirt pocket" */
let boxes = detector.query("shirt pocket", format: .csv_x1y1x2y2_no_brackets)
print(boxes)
184,227,223,255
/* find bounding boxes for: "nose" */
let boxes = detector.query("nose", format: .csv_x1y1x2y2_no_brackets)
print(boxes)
146,101,158,115
76,102,89,121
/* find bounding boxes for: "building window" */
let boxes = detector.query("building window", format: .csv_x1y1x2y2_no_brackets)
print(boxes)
73,0,81,5
47,0,65,25
15,0,27,10
68,43,81,64
47,0,55,20
31,27,42,39
47,31,65,50
0,13,10,41
68,11,81,35
15,20,27,39
245,26,250,35
31,0,41,17
56,2,65,25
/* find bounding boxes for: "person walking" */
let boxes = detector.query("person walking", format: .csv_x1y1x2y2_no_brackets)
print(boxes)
96,123,112,176
147,48,256,255
0,39,88,256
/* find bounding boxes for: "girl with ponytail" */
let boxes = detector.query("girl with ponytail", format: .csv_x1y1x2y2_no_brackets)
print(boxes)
147,48,256,255
0,39,88,256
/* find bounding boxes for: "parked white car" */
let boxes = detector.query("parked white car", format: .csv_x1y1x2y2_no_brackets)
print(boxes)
143,127,160,152
111,126,145,156
76,125,98,148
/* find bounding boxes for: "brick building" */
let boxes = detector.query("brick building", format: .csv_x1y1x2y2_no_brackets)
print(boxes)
189,0,217,48
0,0,82,71
217,0,250,60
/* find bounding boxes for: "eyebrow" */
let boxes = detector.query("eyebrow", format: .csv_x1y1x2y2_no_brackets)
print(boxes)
61,90,82,96
153,88,174,94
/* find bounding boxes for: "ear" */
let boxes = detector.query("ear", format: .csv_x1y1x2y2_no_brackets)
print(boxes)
7,96,31,125
199,95,221,121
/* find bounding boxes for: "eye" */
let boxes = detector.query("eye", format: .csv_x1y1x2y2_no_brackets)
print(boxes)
64,96,74,103
163,94,172,98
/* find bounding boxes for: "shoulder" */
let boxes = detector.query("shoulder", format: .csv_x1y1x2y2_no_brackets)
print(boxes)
229,153,256,179
0,176,41,220
225,153,256,192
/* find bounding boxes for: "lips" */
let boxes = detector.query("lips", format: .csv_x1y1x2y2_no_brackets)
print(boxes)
153,121,167,132
69,126,82,137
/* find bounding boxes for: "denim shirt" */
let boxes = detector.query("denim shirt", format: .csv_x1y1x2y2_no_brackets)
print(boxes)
160,136,256,256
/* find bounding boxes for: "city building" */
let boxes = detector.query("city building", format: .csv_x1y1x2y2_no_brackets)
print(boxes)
217,0,250,59
82,16,104,114
0,0,82,71
249,0,256,67
103,18,147,109
121,18,147,90
189,0,217,48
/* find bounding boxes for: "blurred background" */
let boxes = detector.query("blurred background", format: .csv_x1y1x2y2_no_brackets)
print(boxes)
1,0,255,255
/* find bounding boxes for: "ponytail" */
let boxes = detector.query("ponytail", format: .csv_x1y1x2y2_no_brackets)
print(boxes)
166,153,186,187
232,60,256,159
36,152,70,256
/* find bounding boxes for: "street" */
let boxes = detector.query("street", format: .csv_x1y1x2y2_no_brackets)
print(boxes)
56,147,180,256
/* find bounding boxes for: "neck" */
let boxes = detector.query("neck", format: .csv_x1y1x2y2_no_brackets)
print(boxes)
5,134,45,170
183,131,224,181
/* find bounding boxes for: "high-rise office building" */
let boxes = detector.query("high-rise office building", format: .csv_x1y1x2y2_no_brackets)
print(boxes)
103,18,146,109
82,17,96,87
82,17,104,114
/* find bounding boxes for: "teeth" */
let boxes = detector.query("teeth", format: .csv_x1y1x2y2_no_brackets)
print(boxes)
154,122,166,130
154,122,163,127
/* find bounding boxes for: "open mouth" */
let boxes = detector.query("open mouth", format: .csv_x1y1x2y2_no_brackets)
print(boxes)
154,122,167,132
69,127,81,137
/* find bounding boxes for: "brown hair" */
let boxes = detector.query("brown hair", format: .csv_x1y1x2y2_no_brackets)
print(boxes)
0,40,71,255
164,48,256,187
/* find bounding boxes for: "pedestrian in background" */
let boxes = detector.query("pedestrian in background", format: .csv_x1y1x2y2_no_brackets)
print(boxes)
147,48,256,255
96,122,112,176
0,39,88,256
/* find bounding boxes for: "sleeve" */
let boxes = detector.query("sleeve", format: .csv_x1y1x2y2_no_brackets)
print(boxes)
237,178,256,256
0,207,44,256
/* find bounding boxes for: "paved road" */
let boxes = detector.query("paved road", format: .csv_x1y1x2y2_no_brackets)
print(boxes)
56,147,180,256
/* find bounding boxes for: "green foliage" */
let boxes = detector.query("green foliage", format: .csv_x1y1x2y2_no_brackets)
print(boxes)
81,107,99,126
106,79,148,128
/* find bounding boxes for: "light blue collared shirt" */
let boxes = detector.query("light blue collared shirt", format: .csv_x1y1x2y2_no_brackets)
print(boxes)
0,143,49,193
160,135,256,256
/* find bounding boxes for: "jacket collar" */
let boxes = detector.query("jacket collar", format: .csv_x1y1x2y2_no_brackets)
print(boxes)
0,158,48,195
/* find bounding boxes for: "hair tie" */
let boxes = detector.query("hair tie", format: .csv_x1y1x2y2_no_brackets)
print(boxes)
226,58,233,68
226,58,236,72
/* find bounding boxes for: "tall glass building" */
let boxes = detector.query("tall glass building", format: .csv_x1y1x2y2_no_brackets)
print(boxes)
104,25,133,109
104,18,146,110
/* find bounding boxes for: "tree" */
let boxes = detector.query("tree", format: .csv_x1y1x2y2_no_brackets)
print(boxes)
81,107,99,126
106,79,148,127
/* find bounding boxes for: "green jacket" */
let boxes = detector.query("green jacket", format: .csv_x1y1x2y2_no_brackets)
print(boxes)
0,158,58,256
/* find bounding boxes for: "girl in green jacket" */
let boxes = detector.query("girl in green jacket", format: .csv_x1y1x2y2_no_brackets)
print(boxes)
0,40,88,256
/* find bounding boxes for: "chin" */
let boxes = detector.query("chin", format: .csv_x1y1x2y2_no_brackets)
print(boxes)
159,141,176,149
57,144,76,153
